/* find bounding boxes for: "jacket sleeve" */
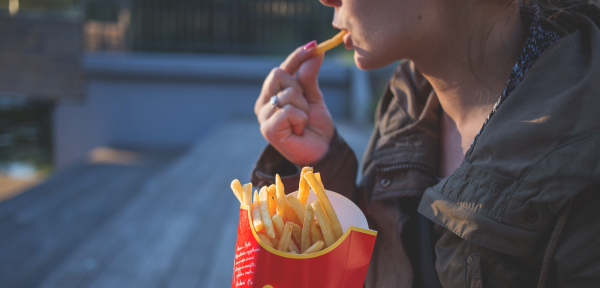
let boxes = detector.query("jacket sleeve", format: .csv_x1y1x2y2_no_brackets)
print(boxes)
553,185,600,287
250,129,359,200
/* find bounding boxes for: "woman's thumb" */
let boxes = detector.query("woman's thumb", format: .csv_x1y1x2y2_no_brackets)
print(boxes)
297,52,325,103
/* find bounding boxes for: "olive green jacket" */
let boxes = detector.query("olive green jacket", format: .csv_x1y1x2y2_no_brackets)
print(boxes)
252,11,600,288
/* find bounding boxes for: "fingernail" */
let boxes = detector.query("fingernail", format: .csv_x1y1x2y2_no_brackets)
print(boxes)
303,40,317,50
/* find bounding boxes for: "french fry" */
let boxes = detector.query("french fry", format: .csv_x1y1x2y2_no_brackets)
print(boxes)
288,240,300,254
272,214,285,237
311,200,335,247
286,206,303,227
267,184,277,216
289,222,302,248
271,236,280,248
242,183,253,207
311,225,324,246
303,240,325,254
259,187,276,238
268,195,276,217
252,190,264,231
292,214,303,227
275,174,286,219
301,204,315,253
286,194,305,223
252,201,264,232
315,172,322,186
258,233,274,248
267,184,277,198
277,222,293,252
231,168,349,256
230,179,244,204
297,167,313,206
315,30,348,54
304,171,344,240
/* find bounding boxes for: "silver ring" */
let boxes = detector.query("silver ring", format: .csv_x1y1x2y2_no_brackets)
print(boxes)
269,95,279,110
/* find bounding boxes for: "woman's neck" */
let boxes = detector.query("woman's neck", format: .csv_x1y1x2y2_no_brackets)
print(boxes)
413,1,527,177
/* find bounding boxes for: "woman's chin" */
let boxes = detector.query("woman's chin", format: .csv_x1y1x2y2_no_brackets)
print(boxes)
354,50,389,70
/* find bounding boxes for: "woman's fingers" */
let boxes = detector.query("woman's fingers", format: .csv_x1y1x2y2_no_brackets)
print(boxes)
256,87,309,125
255,68,304,116
260,104,309,141
296,51,325,103
280,44,325,104
276,87,309,114
280,45,317,76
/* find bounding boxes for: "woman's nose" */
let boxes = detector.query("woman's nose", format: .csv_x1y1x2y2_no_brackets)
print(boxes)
319,0,341,8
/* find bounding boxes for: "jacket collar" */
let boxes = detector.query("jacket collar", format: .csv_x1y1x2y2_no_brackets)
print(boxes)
418,15,600,256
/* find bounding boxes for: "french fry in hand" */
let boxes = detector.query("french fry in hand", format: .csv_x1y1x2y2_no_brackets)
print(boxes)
311,200,336,247
304,171,344,240
252,202,264,232
230,179,244,204
277,222,294,252
242,183,253,207
272,214,285,237
275,174,286,219
315,30,348,54
259,187,276,238
286,194,305,223
297,167,313,206
288,240,300,254
303,240,325,254
301,203,315,253
258,233,274,248
311,225,324,246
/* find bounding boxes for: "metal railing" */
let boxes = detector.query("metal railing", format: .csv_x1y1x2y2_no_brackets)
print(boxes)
85,0,337,55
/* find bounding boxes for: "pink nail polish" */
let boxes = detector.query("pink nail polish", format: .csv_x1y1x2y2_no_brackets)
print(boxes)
303,40,317,50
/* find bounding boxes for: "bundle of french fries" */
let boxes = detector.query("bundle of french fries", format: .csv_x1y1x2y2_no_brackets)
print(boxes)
230,167,344,255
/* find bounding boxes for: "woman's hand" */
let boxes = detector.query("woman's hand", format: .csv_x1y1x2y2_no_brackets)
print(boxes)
255,44,335,167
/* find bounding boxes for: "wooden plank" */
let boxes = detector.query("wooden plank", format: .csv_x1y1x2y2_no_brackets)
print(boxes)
39,121,265,288
89,122,265,288
195,203,240,288
0,152,177,288
0,16,84,100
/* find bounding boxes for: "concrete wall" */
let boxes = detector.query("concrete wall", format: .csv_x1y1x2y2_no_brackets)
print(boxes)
54,53,353,169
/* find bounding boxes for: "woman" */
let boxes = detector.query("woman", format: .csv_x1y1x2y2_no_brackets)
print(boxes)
252,0,600,286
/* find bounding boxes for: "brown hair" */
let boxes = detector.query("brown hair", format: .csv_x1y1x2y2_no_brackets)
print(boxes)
520,0,600,34
467,0,599,88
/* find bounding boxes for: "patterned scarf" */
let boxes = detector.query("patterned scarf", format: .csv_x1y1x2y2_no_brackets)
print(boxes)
465,5,562,161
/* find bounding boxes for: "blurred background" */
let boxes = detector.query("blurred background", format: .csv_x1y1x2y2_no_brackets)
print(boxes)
0,0,395,287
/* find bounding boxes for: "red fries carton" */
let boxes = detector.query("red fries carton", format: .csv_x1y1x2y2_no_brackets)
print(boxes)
232,190,377,288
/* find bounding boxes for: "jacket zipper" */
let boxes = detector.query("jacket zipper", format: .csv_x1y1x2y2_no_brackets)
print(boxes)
377,163,435,176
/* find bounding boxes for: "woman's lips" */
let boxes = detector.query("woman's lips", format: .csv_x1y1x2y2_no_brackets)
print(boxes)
343,32,353,50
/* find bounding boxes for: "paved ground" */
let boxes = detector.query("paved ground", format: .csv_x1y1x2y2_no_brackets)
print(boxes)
0,120,371,288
